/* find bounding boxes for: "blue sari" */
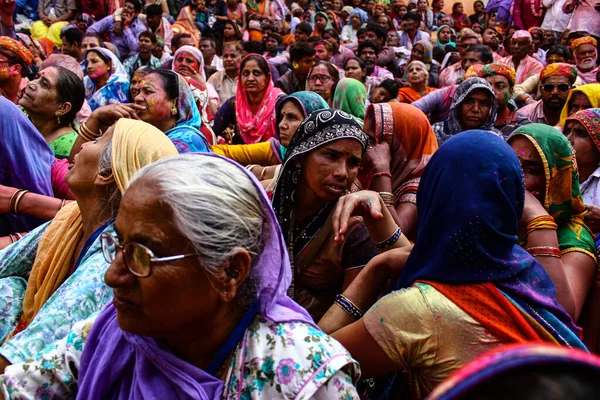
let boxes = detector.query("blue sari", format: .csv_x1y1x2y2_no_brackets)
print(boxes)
83,48,131,111
165,75,211,154
0,97,54,235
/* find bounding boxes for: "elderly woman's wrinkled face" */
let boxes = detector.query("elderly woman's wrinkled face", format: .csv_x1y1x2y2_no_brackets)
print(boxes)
241,59,268,95
174,51,200,77
19,67,65,116
566,120,600,168
104,179,236,337
278,100,304,147
458,88,492,129
407,63,427,85
86,51,111,80
308,64,335,101
509,136,546,202
134,73,177,127
350,13,362,28
65,125,114,193
299,139,363,201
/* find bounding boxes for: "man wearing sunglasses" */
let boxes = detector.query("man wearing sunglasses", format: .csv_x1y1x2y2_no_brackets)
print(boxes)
518,63,578,126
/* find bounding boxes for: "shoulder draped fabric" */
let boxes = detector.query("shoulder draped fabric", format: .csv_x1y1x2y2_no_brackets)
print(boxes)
172,6,201,46
509,124,597,262
332,77,367,127
165,73,211,154
396,130,584,348
436,25,456,47
83,47,130,111
559,84,600,127
362,102,438,201
348,8,368,24
0,97,54,236
11,120,179,338
429,343,600,400
273,91,330,162
235,54,284,144
272,109,369,273
433,78,500,145
77,153,316,400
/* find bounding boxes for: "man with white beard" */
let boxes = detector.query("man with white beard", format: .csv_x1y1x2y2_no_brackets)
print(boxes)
571,36,599,84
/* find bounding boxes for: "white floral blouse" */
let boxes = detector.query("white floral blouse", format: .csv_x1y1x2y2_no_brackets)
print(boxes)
1,314,360,399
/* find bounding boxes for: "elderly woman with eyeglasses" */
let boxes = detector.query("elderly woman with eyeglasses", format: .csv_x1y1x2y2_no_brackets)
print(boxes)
0,154,360,399
306,61,340,107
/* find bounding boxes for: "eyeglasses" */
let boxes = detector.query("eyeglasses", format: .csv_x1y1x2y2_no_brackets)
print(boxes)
308,74,332,83
542,83,571,93
100,232,201,278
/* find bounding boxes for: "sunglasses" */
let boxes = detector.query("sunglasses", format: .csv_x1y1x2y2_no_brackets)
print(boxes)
100,232,201,278
542,84,571,93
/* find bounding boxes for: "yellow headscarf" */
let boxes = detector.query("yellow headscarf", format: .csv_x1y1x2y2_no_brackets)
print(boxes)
12,120,178,338
559,84,600,127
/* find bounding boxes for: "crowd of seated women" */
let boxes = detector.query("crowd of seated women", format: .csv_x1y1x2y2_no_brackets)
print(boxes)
2,0,600,397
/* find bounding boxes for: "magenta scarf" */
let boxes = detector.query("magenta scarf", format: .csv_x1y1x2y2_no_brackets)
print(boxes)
76,153,315,400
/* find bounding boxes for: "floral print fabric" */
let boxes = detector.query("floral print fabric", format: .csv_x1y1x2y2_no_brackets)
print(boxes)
1,315,360,399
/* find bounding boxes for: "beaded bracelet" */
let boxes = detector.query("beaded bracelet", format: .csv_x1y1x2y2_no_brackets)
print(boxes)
527,246,562,259
334,294,364,319
375,226,402,249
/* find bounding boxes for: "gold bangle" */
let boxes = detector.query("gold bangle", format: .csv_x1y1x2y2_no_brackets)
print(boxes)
246,164,259,172
8,189,21,214
378,191,394,207
260,167,267,180
13,190,29,215
79,121,101,141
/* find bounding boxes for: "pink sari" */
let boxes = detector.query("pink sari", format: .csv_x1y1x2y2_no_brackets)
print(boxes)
235,54,284,144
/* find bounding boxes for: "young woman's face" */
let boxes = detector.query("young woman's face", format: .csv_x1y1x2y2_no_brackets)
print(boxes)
86,51,111,80
241,59,268,96
315,15,327,30
223,23,235,38
371,86,393,103
134,73,177,127
411,44,426,62
438,27,452,43
509,136,546,202
568,92,593,116
344,59,365,81
278,100,304,147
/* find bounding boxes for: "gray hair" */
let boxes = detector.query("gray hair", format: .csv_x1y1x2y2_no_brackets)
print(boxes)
129,155,268,306
97,138,122,221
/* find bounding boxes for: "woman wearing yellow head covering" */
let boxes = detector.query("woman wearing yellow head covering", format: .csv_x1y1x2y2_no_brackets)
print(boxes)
0,119,178,369
559,84,600,127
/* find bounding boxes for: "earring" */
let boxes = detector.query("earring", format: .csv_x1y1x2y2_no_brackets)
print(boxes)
171,104,177,116
56,113,61,125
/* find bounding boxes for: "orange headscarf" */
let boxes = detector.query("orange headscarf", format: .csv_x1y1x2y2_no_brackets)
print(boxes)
363,102,438,201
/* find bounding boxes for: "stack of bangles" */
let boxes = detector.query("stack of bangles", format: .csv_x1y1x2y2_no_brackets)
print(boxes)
8,233,23,243
378,191,394,208
526,215,558,235
334,294,363,319
78,121,102,142
527,246,562,259
9,189,29,215
246,164,268,180
375,226,402,250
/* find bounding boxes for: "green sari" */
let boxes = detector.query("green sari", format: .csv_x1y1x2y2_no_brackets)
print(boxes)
510,124,597,262
332,78,366,128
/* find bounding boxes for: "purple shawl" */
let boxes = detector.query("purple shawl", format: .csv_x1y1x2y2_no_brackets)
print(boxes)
76,153,315,400
0,97,54,235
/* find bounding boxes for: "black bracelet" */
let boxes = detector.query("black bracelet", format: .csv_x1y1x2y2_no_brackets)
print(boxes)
375,226,402,250
335,294,364,319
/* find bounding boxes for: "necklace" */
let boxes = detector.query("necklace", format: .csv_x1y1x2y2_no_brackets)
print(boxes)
530,0,544,18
